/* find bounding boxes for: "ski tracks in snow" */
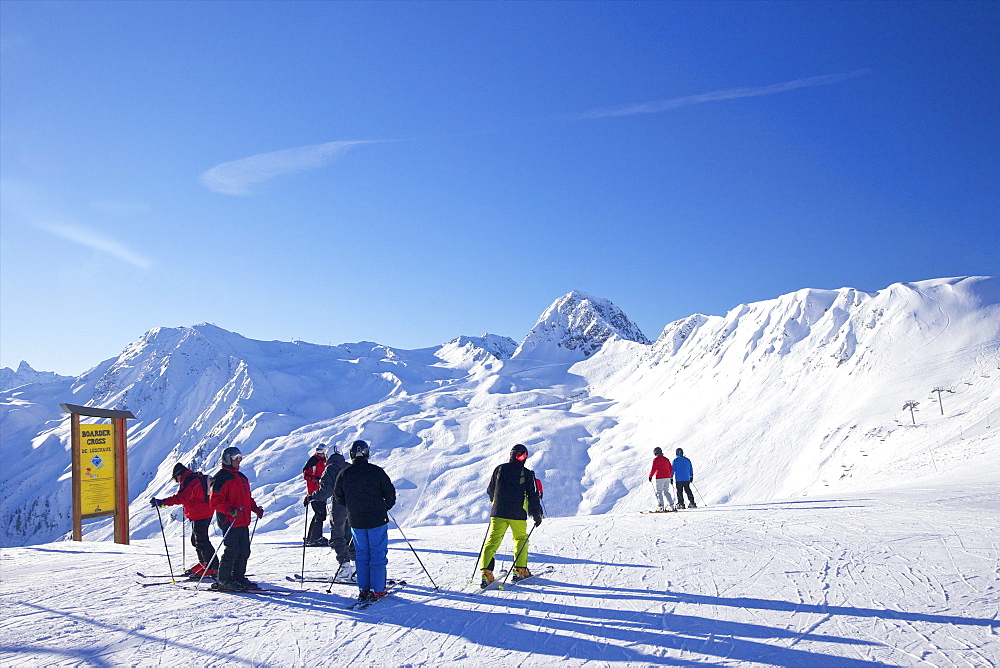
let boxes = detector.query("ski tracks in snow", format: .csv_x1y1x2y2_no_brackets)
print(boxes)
2,484,998,666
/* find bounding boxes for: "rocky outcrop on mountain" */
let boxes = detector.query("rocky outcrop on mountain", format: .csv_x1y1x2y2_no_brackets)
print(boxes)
514,291,651,360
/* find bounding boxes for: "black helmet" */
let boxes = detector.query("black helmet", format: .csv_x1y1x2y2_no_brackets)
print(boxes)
653,447,663,456
510,443,528,462
676,448,684,456
350,440,370,460
221,446,243,466
172,462,189,480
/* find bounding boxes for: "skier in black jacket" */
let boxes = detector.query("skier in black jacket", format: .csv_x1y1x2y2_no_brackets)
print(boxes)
479,443,544,586
334,440,396,603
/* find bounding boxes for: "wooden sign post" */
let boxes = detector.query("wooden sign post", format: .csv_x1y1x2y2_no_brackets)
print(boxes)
61,404,136,544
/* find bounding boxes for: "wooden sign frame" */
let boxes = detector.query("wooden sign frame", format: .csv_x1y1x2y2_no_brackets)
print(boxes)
61,404,136,544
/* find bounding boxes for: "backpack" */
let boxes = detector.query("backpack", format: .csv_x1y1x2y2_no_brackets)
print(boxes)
182,471,211,503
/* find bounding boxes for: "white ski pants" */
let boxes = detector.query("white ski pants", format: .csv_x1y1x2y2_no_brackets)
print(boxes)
653,477,675,509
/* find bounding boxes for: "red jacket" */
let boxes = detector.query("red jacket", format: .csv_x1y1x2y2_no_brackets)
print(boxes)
161,470,213,521
210,465,262,528
302,454,327,494
649,455,674,480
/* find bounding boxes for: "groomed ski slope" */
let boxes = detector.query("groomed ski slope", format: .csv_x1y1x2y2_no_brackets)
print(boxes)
2,478,997,666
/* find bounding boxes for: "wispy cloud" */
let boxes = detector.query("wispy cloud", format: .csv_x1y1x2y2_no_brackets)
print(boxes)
200,140,377,196
39,222,153,269
577,70,870,120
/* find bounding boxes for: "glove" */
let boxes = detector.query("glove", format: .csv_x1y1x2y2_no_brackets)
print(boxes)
648,477,652,482
303,495,313,507
532,514,543,527
690,477,694,483
254,508,264,519
150,498,162,507
229,508,239,518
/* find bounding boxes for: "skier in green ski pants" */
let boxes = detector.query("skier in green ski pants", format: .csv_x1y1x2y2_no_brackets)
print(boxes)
480,444,544,586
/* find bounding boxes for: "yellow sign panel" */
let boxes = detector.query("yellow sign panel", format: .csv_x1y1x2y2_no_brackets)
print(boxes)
79,423,116,514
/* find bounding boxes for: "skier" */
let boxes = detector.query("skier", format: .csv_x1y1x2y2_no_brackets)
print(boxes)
334,440,396,603
673,447,697,509
151,462,219,578
209,446,265,591
479,444,544,586
310,445,355,581
302,445,328,546
648,447,676,512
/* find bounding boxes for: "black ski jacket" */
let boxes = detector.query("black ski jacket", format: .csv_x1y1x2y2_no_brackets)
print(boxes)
488,461,543,523
334,458,396,530
314,452,350,505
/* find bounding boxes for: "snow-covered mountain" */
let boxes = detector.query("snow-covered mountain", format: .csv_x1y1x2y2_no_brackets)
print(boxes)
0,361,72,391
1,278,997,548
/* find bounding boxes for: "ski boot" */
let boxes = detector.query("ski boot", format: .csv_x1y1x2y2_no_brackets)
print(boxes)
211,580,246,592
237,578,260,590
335,560,357,583
184,562,208,577
512,567,532,582
358,589,373,603
480,569,495,588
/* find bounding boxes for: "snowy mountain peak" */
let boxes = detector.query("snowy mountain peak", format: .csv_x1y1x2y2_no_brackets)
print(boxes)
514,291,651,360
0,361,73,391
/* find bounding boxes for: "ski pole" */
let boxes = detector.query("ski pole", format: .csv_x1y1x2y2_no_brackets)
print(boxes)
692,482,706,507
250,516,259,545
497,521,537,588
470,521,492,583
300,503,310,589
153,504,176,583
182,516,186,570
389,511,439,590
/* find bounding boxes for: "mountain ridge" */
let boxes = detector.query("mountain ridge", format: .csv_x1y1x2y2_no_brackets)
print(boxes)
1,277,997,547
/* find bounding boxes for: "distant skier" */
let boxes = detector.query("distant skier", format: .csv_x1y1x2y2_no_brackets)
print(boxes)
311,445,355,580
673,447,696,509
302,445,328,546
334,440,396,603
479,444,544,586
151,462,218,578
210,447,265,591
648,447,675,512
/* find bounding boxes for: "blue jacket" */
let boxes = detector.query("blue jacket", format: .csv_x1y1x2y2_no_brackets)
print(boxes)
673,455,693,482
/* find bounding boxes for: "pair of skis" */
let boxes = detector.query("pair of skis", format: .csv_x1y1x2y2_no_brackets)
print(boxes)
136,572,296,596
469,565,555,595
290,573,407,609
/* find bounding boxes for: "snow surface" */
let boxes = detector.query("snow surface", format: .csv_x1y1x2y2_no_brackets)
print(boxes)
1,277,999,664
1,479,997,666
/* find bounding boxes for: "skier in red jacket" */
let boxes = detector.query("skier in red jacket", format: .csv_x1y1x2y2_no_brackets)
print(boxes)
302,445,329,546
648,447,676,512
210,447,264,591
152,462,218,577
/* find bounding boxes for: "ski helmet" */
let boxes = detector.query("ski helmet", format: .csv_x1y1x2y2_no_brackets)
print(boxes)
653,447,663,456
350,440,370,460
221,446,243,466
172,462,189,480
315,444,327,455
676,448,684,457
510,444,529,462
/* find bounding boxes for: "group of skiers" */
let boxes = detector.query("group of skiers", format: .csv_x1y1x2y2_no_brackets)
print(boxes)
648,447,696,511
153,439,396,602
152,439,695,599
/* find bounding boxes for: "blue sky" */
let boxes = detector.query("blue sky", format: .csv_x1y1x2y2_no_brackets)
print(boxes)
2,1,997,375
